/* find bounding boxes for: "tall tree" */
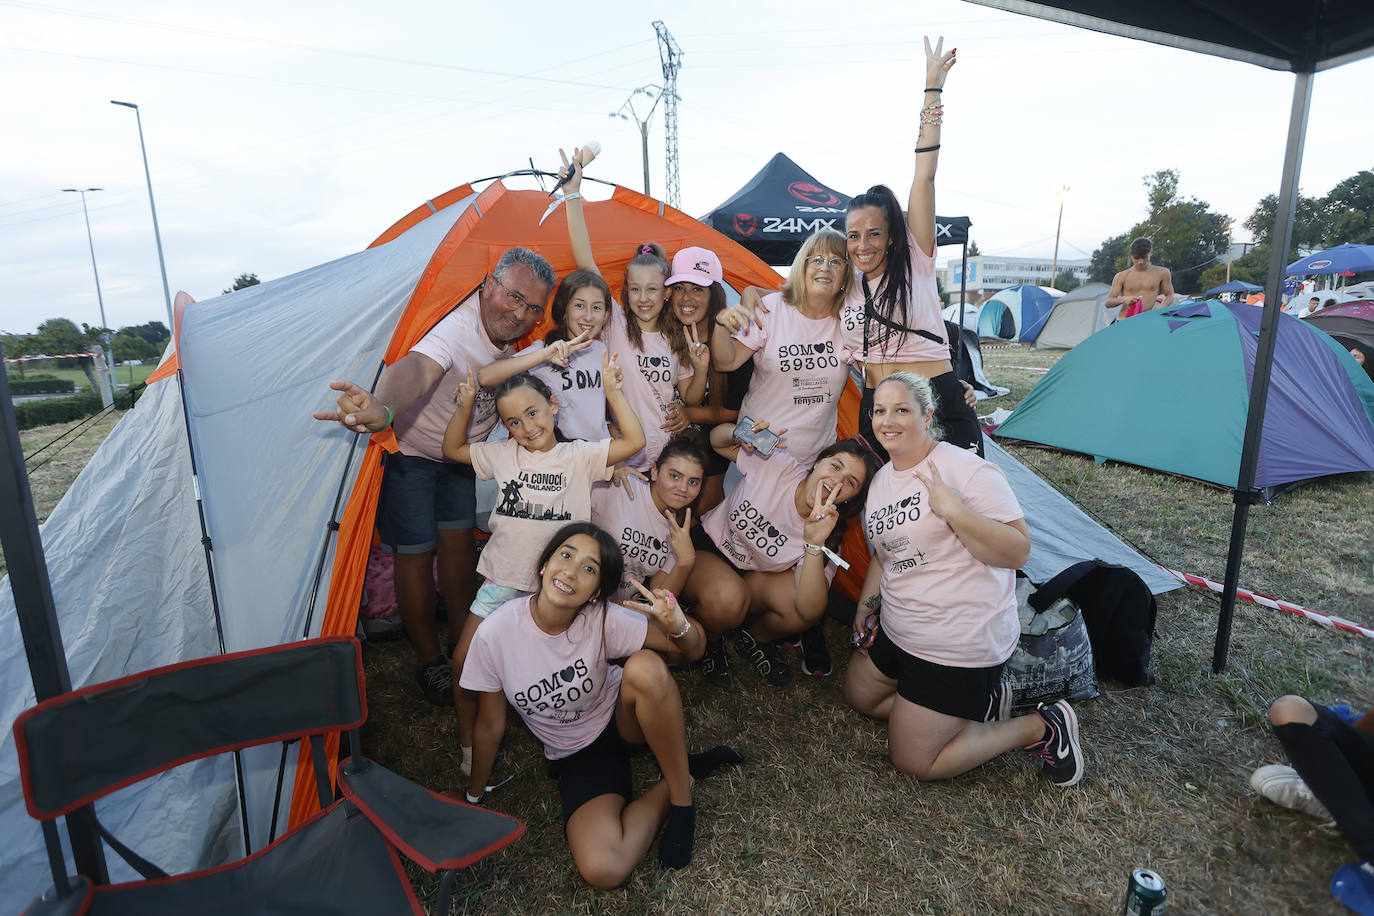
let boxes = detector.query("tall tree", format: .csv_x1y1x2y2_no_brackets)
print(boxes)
223,273,260,295
1243,192,1324,250
966,239,981,257
121,321,170,346
1319,170,1374,246
1126,170,1230,294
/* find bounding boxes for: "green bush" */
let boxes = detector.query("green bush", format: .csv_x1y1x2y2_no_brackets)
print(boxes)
14,392,104,430
9,378,75,396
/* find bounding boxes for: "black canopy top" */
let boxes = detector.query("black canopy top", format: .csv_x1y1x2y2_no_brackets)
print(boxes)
704,152,970,265
966,0,1374,73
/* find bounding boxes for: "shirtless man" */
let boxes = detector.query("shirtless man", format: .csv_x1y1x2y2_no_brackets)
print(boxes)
1108,238,1174,320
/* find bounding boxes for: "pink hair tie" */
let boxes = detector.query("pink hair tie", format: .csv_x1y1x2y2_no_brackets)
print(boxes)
640,244,653,255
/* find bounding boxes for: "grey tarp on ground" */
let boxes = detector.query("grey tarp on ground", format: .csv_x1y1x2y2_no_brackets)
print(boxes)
983,434,1181,595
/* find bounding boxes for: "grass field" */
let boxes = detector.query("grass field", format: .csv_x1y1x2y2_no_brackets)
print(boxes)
9,346,1374,913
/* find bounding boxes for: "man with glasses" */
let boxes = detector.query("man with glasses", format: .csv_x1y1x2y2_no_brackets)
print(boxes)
317,247,555,707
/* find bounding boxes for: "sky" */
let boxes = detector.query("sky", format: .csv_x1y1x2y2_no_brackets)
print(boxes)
2,0,1372,337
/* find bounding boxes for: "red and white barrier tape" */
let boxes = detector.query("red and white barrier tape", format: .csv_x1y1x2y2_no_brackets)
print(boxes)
3,353,96,363
1158,565,1374,640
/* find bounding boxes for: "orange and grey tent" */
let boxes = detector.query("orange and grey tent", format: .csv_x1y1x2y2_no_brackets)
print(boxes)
0,179,782,901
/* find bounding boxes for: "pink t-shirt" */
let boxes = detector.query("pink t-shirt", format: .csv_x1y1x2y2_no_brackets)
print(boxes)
734,292,854,466
396,293,511,461
602,302,692,469
590,475,676,601
840,226,948,366
864,442,1024,667
518,339,610,442
468,438,614,591
459,595,648,760
700,449,834,587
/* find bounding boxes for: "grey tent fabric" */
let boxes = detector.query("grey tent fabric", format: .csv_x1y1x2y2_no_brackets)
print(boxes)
1033,283,1117,350
983,434,1181,595
0,199,472,904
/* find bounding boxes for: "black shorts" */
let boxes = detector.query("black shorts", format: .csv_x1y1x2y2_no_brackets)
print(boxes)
547,713,646,824
689,524,749,578
867,626,1005,721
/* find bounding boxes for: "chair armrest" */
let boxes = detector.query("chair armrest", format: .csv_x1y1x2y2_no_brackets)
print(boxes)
21,875,93,916
337,758,524,872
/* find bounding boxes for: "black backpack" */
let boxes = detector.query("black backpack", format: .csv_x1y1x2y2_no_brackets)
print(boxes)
1027,560,1158,687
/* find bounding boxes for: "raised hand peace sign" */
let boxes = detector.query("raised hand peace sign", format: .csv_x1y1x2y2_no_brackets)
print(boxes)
802,476,841,545
622,579,689,635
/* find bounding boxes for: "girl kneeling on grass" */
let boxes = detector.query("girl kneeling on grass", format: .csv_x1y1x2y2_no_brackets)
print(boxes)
844,372,1084,786
681,429,876,689
460,522,742,886
442,361,643,773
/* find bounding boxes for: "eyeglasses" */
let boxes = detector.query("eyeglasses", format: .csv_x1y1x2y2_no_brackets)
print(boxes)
807,256,847,270
491,274,545,318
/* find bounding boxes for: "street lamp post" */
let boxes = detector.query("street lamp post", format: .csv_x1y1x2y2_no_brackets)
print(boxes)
1050,185,1070,289
609,86,662,197
110,101,174,332
61,187,114,383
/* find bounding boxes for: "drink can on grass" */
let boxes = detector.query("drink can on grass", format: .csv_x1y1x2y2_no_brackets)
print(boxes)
1123,868,1166,914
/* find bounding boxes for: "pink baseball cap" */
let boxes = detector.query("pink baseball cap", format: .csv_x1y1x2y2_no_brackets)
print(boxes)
666,247,723,287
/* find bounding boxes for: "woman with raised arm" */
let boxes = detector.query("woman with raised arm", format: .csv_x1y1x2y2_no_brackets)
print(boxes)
844,372,1083,786
738,37,982,461
460,522,741,887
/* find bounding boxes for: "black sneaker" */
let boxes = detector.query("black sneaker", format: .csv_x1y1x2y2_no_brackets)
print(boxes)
1023,700,1082,786
983,680,1012,722
701,638,732,688
799,623,832,677
417,657,456,706
730,629,792,687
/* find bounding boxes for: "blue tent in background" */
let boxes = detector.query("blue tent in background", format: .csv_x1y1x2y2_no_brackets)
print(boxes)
1205,280,1263,296
977,284,1056,342
994,300,1374,496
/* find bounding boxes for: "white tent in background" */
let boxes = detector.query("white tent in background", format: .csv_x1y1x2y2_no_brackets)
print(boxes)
1033,283,1118,350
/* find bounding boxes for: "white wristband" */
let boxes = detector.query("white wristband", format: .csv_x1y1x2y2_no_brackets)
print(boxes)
805,542,851,570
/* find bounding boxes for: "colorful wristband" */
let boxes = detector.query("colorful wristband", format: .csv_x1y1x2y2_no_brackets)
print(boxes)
380,405,394,431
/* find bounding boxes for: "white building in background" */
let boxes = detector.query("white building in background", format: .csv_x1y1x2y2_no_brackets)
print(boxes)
941,255,1091,300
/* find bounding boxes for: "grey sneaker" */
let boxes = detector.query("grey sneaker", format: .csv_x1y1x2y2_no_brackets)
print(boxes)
1251,764,1331,820
416,657,455,706
1023,700,1083,786
983,680,1012,723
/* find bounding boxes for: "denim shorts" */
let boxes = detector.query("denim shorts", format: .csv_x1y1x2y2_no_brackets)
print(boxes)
470,582,530,620
377,453,476,554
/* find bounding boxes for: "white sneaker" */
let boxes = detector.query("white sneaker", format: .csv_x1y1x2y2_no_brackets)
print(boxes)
1251,764,1331,820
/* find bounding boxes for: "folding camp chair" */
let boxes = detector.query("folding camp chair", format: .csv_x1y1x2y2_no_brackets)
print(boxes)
13,635,524,915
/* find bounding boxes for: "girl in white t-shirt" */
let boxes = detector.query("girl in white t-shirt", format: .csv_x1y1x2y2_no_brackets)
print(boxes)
477,268,613,442
459,522,741,886
441,362,644,772
591,435,707,602
559,152,709,469
844,372,1084,787
682,431,876,689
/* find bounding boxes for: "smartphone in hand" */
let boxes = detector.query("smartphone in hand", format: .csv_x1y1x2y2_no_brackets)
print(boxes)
733,416,779,456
